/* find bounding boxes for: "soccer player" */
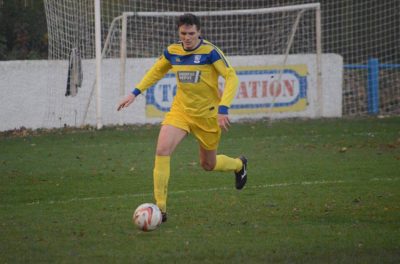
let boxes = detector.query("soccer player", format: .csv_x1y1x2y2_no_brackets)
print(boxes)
117,13,247,222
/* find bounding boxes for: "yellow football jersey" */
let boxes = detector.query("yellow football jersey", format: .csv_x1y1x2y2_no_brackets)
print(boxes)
134,39,238,118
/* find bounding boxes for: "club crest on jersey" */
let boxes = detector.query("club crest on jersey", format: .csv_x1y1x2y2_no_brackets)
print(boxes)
194,55,201,64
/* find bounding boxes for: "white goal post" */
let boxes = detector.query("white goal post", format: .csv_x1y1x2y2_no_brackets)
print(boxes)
44,1,323,129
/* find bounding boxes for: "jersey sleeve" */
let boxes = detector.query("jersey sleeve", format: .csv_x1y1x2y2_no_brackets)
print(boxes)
135,53,172,93
211,49,239,114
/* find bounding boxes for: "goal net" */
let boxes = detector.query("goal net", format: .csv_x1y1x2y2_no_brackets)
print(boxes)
43,0,321,128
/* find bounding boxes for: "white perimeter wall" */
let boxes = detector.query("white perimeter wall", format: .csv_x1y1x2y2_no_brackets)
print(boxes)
0,54,342,131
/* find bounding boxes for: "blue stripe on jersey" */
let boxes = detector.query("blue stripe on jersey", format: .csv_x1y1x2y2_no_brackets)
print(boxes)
166,52,221,66
209,49,223,64
202,42,230,67
163,41,228,66
163,49,171,61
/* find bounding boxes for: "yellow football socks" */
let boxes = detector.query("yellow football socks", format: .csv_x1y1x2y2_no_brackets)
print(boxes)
213,154,243,172
153,155,170,213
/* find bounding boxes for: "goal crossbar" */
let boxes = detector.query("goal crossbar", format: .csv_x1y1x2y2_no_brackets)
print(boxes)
123,3,320,17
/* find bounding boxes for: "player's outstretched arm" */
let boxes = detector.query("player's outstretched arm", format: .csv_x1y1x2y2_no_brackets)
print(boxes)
117,93,136,111
117,53,171,112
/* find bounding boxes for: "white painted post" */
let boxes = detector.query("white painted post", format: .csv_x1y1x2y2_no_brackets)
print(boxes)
94,0,103,129
315,4,323,117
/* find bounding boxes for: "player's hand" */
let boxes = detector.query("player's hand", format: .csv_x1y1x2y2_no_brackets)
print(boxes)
218,114,231,132
117,94,136,111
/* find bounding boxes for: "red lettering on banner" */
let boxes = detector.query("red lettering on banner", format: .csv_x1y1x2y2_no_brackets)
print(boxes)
283,80,294,97
237,81,248,98
225,76,297,99
262,81,268,97
249,81,258,98
270,80,282,97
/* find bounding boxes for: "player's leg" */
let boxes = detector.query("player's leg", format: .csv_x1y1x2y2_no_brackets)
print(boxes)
193,116,247,189
155,124,187,156
198,148,217,171
199,147,241,172
198,146,247,189
153,124,187,221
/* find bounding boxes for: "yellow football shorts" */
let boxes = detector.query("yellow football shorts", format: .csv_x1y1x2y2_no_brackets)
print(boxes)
162,110,221,150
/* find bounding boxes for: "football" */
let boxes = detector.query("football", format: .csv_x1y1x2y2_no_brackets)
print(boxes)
133,203,162,231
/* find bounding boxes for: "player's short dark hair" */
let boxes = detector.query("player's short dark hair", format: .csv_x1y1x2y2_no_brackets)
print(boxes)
177,13,201,30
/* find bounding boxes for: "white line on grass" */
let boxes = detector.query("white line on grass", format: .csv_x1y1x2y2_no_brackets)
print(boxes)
18,177,399,207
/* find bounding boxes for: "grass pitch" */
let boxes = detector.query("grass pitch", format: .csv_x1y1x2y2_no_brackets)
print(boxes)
1,117,399,263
